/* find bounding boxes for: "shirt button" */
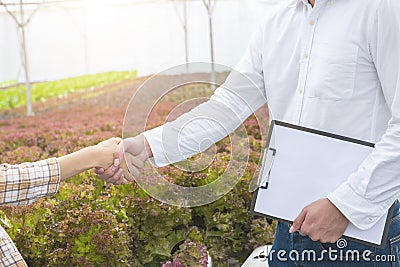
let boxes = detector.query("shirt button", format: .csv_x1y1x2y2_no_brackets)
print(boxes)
298,87,304,94
309,20,315,26
304,53,309,59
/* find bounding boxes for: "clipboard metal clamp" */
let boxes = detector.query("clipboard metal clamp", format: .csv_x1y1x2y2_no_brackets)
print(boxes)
249,147,276,192
260,148,276,190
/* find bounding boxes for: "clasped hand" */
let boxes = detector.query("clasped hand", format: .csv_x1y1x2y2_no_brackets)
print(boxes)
94,134,150,185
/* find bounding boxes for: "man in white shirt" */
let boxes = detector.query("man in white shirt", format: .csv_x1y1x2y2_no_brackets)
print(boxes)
97,0,400,265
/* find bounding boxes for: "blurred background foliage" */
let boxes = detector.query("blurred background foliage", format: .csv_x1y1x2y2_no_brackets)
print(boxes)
0,71,137,111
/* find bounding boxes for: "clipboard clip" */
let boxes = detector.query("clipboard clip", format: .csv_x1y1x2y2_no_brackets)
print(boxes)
260,148,276,189
249,147,277,192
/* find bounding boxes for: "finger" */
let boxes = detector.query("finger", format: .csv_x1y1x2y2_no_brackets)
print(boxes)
299,230,308,237
122,164,138,182
108,168,124,184
128,164,140,178
98,165,119,180
114,174,124,185
123,170,135,182
115,175,128,185
121,176,128,185
125,152,145,169
118,178,128,185
298,223,310,236
124,170,135,182
130,155,145,169
94,167,105,174
123,153,141,177
309,234,320,242
290,209,307,233
106,168,124,184
113,142,124,167
321,237,337,244
119,156,136,182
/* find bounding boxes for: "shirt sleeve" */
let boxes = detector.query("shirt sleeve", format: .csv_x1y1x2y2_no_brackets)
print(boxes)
0,158,61,206
327,0,400,230
0,226,28,267
142,21,268,167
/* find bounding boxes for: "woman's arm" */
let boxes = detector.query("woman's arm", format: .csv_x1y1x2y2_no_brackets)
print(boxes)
58,138,122,181
0,137,122,206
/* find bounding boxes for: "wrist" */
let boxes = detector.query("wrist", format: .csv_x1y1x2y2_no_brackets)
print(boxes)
86,145,101,168
58,145,100,180
143,136,153,158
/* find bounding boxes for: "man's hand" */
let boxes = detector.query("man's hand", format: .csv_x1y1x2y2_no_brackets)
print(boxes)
94,134,152,185
289,198,349,243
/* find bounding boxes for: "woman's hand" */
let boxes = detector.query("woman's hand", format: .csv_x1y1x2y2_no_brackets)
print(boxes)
92,137,129,185
93,137,122,169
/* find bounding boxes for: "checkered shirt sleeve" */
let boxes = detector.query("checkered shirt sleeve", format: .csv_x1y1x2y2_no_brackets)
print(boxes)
0,158,61,206
0,158,60,266
0,226,27,267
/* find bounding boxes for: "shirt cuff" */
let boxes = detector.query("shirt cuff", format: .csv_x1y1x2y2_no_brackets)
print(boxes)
141,126,171,167
45,158,61,196
327,182,394,230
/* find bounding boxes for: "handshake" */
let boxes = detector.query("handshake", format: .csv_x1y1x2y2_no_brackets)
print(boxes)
93,134,153,185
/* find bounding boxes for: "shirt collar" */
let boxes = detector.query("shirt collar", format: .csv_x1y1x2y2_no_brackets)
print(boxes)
288,0,330,8
288,0,307,8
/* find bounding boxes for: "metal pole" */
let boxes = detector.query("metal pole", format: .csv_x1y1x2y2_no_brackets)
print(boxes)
207,1,216,88
183,0,189,71
20,0,33,116
82,7,89,73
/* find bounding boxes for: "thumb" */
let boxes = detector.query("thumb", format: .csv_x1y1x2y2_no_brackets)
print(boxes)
113,141,124,167
290,209,307,233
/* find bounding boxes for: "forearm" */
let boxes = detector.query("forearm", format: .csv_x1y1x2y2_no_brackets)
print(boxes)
58,146,100,181
142,98,252,167
58,137,120,180
328,119,400,230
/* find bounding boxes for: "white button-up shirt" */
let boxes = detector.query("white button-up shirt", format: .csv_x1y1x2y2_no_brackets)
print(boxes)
143,0,400,230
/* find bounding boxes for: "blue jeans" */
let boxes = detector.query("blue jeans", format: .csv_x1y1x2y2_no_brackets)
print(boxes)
268,200,400,267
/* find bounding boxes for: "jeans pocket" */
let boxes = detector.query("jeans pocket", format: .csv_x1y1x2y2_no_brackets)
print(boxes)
390,234,400,267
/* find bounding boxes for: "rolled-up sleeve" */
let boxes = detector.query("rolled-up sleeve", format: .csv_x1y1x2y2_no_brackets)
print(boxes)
327,0,400,230
0,158,61,206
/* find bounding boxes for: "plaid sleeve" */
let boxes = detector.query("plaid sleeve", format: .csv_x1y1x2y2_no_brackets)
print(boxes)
0,158,61,206
0,226,27,267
